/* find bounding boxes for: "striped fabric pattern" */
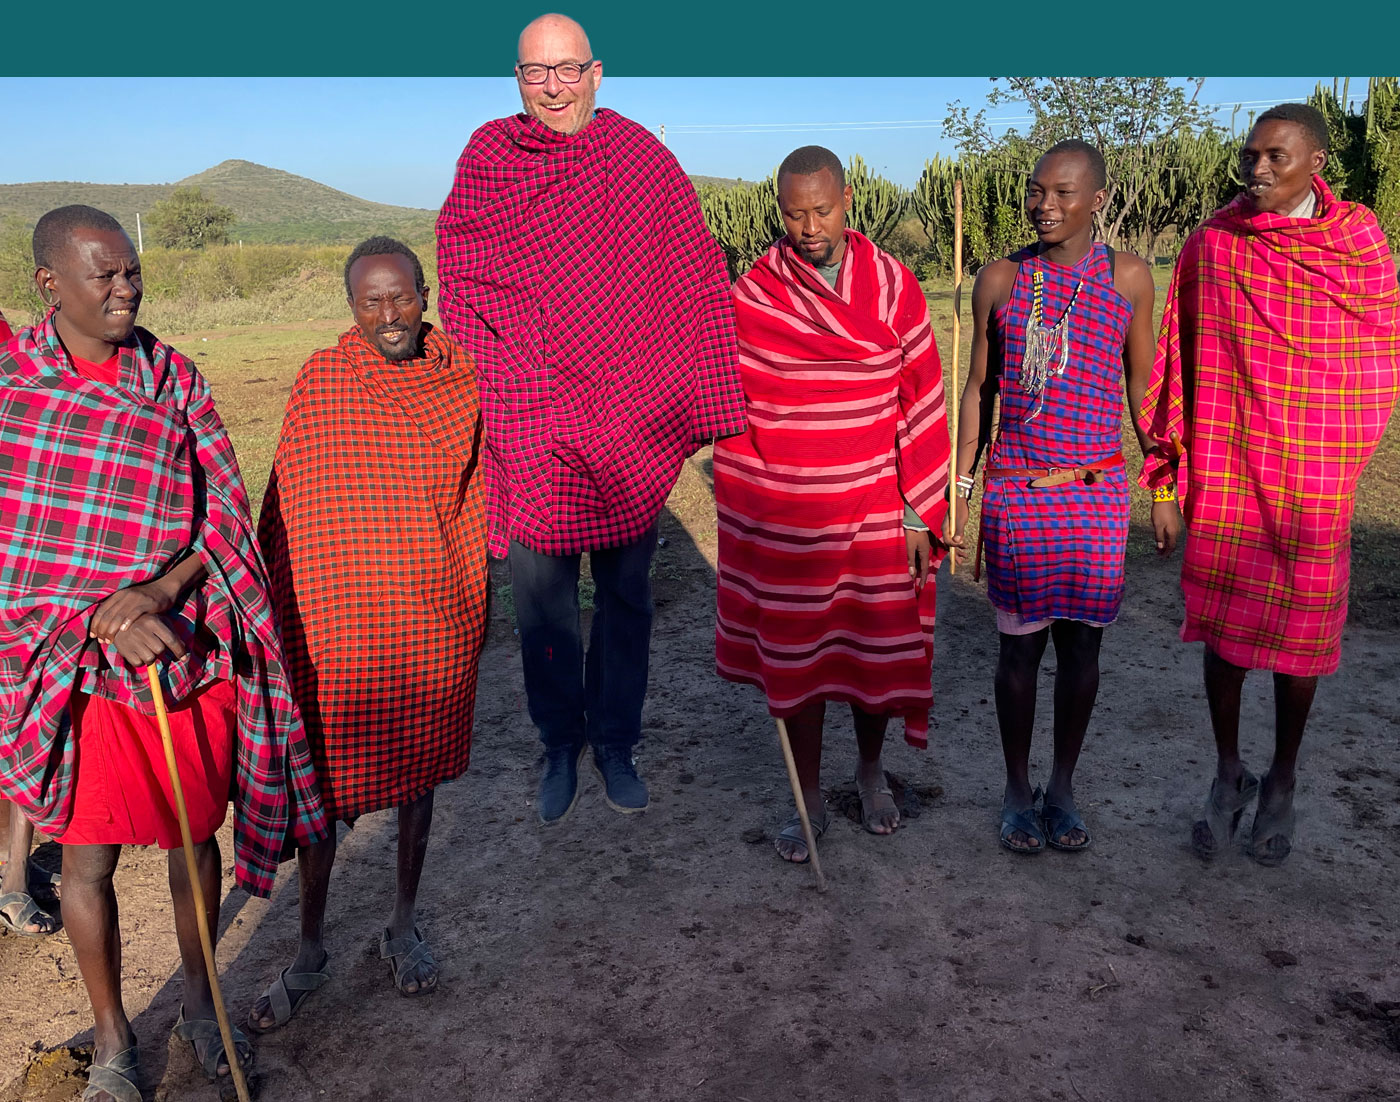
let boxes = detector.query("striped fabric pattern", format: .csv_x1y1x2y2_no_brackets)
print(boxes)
1139,176,1400,675
436,108,747,557
258,325,490,821
983,244,1134,625
0,313,327,898
714,232,951,747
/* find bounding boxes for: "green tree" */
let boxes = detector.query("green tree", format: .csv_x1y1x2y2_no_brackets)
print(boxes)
945,77,1220,247
697,177,784,281
845,155,909,247
913,149,1030,275
1116,128,1235,260
146,186,236,249
0,217,43,324
1310,77,1400,242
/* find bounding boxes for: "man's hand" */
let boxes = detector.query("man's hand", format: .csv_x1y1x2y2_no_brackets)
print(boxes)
905,527,933,592
1152,500,1183,556
90,578,177,644
932,498,970,566
106,612,188,667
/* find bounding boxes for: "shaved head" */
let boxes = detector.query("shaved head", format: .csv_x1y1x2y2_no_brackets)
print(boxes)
518,12,591,60
514,11,601,136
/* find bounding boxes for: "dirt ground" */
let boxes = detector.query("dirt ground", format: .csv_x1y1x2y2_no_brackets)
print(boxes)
2,444,1398,1102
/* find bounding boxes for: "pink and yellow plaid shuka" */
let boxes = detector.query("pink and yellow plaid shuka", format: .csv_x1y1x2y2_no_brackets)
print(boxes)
1139,176,1400,675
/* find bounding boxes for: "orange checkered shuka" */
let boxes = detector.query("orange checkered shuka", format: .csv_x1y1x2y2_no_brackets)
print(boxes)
259,324,490,820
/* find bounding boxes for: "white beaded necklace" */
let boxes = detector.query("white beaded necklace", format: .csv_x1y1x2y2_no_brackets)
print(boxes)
1020,264,1085,422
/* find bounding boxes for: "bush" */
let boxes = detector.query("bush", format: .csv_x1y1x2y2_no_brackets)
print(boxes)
0,217,43,326
146,186,236,249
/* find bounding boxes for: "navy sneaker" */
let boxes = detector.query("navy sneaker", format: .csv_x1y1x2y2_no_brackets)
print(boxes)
592,747,650,814
537,743,586,825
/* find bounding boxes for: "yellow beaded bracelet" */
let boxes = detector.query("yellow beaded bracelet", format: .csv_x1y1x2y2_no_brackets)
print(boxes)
1152,484,1177,503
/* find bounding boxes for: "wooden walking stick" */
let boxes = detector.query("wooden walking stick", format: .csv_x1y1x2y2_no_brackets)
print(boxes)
947,179,964,574
774,718,826,893
145,664,253,1102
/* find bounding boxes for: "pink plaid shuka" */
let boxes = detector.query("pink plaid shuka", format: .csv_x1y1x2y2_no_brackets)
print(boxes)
436,108,747,557
1139,177,1400,675
0,314,327,897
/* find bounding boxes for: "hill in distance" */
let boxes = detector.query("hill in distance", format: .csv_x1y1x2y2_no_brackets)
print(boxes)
0,161,750,246
0,159,437,246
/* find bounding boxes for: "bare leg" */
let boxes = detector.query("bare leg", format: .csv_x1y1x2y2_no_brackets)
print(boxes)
167,837,247,1077
852,705,898,834
61,844,135,1097
1266,672,1318,792
1204,646,1249,786
775,700,826,862
2,800,32,896
2,804,58,934
386,791,438,994
994,628,1051,850
1251,672,1319,864
1043,621,1104,846
247,832,336,1031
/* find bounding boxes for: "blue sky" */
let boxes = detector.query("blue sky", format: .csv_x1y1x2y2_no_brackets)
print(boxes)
0,76,1357,210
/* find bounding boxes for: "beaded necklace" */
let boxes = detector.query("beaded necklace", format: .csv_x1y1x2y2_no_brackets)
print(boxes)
1020,263,1085,421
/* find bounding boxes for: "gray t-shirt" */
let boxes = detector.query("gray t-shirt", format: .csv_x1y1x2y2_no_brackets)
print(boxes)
815,260,841,288
1288,190,1318,219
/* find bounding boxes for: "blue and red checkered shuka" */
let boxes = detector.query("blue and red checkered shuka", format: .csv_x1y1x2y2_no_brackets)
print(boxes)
982,244,1133,626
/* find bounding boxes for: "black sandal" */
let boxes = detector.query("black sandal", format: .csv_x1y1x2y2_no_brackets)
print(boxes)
172,1011,253,1082
1191,770,1260,859
999,793,1046,854
1248,774,1296,867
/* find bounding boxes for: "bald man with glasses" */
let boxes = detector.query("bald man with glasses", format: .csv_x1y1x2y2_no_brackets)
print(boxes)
436,14,745,826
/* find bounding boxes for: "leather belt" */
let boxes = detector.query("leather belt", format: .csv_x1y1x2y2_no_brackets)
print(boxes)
972,452,1124,581
982,452,1124,489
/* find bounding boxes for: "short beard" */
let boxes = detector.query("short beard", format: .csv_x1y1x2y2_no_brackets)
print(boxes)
376,337,421,362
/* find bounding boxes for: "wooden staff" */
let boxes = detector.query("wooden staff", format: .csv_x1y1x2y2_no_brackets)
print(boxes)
947,180,964,574
774,718,826,893
146,665,253,1102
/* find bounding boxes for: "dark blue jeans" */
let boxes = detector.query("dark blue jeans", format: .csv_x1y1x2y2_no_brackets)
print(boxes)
508,524,658,753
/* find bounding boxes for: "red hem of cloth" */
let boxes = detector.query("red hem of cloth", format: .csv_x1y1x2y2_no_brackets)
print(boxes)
55,679,237,849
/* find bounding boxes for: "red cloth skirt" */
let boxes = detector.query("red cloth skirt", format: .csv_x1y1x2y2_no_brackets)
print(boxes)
56,679,237,849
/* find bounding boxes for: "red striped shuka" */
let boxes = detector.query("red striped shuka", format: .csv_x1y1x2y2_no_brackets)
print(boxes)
714,231,952,747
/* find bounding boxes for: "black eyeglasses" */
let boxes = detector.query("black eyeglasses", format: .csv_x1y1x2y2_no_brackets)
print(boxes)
516,60,595,85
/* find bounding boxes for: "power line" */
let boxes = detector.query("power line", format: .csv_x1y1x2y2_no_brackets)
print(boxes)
656,99,1307,139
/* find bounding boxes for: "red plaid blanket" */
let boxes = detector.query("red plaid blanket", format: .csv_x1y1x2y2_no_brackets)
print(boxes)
0,313,327,896
1139,176,1400,674
437,108,746,556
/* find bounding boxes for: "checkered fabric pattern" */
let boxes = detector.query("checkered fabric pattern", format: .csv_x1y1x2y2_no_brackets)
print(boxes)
0,311,12,341
258,325,489,821
982,243,1134,625
1139,176,1400,675
436,108,747,557
714,232,951,747
0,313,327,897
